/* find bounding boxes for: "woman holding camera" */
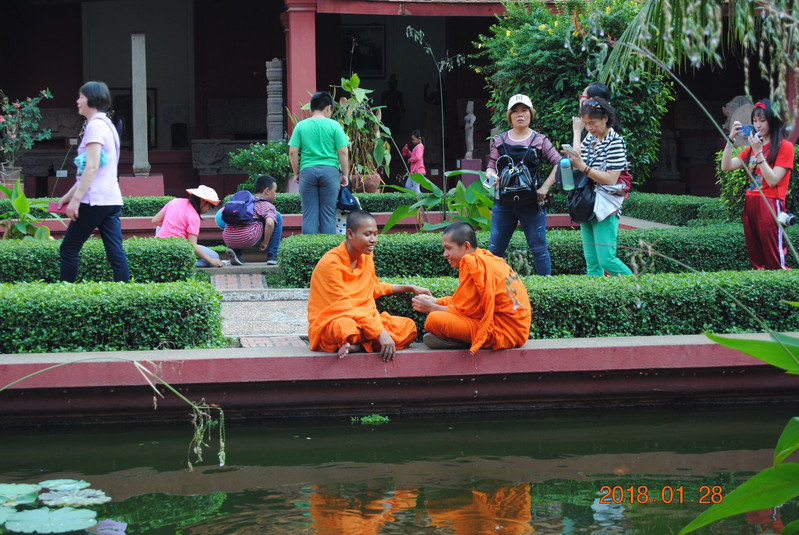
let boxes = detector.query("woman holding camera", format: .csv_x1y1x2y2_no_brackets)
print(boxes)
721,99,795,270
485,94,560,276
563,97,632,277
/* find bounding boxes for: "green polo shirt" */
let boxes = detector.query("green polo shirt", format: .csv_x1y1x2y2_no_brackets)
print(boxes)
288,117,350,171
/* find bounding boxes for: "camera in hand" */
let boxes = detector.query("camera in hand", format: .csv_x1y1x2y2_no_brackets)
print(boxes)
738,124,755,137
778,212,797,227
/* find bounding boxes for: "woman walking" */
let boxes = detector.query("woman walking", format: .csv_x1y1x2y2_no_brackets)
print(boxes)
59,81,130,282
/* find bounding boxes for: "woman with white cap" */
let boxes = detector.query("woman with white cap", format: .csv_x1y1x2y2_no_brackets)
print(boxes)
152,185,226,267
485,94,560,275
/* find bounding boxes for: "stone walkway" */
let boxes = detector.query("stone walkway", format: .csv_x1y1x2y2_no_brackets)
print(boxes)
202,263,310,349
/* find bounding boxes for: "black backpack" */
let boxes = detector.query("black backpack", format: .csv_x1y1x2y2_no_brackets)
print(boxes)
565,168,596,224
496,133,540,206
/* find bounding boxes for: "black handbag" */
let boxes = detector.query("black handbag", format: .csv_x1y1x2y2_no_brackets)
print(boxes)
336,187,360,212
496,134,539,206
566,169,596,224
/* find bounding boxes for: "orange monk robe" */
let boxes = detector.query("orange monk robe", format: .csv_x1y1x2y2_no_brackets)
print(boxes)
425,248,531,354
309,488,418,535
308,241,417,353
426,484,534,535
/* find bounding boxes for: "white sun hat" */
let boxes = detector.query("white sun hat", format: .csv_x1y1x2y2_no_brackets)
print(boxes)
186,185,220,205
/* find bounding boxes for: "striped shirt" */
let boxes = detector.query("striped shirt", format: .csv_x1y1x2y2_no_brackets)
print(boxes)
222,199,278,249
581,128,628,172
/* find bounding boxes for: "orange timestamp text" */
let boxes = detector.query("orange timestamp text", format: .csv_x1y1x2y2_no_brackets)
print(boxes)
598,485,724,505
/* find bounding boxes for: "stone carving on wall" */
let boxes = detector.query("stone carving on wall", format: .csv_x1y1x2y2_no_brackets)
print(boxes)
266,58,284,141
39,108,84,140
722,95,755,148
191,139,254,175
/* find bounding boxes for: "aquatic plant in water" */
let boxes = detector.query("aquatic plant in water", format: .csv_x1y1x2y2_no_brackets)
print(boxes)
352,414,390,426
0,480,118,534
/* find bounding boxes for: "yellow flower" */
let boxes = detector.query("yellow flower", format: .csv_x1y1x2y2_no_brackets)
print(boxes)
554,21,559,27
506,30,511,37
605,6,611,14
478,43,483,49
548,28,555,34
539,24,546,30
475,67,481,73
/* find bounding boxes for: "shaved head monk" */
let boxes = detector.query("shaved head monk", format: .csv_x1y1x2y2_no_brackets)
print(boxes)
412,221,532,353
308,210,432,361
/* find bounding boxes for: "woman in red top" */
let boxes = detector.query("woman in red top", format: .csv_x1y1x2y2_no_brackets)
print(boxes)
722,99,795,269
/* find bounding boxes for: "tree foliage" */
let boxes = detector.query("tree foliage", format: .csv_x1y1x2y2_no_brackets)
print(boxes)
474,0,673,183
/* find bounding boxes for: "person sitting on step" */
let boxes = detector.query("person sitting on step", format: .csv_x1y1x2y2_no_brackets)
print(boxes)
307,209,431,361
411,221,532,353
217,174,283,266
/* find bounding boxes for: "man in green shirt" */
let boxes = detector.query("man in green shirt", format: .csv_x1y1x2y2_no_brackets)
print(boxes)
289,92,350,234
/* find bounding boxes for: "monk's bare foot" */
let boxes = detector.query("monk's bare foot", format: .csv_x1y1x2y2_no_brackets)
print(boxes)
337,343,363,359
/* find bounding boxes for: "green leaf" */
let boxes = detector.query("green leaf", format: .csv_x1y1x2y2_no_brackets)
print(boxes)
39,488,111,507
781,518,799,535
0,483,40,507
373,138,384,166
775,417,799,467
680,463,799,534
37,480,90,492
5,506,97,534
381,205,418,234
704,332,799,374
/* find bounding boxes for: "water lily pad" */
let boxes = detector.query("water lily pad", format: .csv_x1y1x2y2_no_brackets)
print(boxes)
37,480,90,492
5,507,97,534
39,489,111,507
1,505,16,523
0,484,40,507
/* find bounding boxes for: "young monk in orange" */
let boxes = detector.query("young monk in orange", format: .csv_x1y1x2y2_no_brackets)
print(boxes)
412,221,532,353
307,209,432,361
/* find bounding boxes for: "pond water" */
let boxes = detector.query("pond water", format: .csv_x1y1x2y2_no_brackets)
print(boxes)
2,405,798,534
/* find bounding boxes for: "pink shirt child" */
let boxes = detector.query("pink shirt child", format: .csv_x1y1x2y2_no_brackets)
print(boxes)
155,198,201,239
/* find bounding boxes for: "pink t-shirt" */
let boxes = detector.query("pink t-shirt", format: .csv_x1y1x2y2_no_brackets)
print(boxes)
156,198,201,239
77,113,123,206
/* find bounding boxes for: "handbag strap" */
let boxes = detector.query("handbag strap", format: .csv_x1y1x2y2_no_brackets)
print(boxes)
501,131,537,164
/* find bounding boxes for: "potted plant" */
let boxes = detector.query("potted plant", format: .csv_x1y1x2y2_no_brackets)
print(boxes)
0,88,54,184
228,139,291,192
331,74,392,193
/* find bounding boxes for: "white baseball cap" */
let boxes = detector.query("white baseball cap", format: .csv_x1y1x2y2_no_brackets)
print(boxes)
186,185,220,205
507,94,533,110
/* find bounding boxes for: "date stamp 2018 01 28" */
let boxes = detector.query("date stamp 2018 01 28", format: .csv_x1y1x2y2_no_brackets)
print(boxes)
598,485,723,505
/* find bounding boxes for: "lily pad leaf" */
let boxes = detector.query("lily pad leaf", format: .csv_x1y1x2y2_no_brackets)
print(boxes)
5,506,97,534
0,484,40,507
37,480,91,492
1,505,15,524
86,519,128,535
39,489,111,507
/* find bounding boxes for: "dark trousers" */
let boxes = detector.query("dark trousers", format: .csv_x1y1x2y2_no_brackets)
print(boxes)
60,204,130,282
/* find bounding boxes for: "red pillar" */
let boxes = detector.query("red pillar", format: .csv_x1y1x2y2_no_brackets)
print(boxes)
284,0,318,133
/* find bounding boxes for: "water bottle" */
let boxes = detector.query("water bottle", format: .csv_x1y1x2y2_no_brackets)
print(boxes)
559,158,575,191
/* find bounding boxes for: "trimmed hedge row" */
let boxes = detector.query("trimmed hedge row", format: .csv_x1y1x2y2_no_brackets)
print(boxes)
378,270,799,340
0,237,197,283
277,225,799,287
0,280,226,353
14,191,727,228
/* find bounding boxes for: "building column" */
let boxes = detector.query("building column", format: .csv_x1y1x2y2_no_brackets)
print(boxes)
284,0,317,132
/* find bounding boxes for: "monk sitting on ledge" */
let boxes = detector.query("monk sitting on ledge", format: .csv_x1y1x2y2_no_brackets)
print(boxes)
308,209,431,361
412,221,532,353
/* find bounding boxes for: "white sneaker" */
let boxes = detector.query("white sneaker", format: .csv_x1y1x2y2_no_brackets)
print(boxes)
226,248,244,266
221,260,231,266
266,259,278,266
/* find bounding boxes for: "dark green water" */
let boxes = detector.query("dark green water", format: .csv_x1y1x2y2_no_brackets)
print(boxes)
3,406,798,534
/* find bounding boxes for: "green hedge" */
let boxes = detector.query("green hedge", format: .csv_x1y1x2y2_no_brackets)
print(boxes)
0,280,225,353
277,225,799,287
1,196,176,219
377,270,799,340
0,237,196,283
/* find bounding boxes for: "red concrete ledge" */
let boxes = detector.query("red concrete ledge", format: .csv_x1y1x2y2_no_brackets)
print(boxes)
1,333,797,422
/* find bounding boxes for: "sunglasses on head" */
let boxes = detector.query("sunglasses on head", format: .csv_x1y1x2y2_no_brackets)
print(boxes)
580,99,603,111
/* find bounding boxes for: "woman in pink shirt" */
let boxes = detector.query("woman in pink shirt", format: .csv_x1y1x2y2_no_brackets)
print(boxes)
59,81,130,282
401,129,426,194
153,185,225,267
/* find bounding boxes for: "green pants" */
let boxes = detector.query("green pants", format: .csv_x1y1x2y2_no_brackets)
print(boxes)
580,214,633,276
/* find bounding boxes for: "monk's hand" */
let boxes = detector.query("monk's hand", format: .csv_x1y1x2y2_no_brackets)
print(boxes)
411,285,432,296
378,330,396,362
411,294,436,313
